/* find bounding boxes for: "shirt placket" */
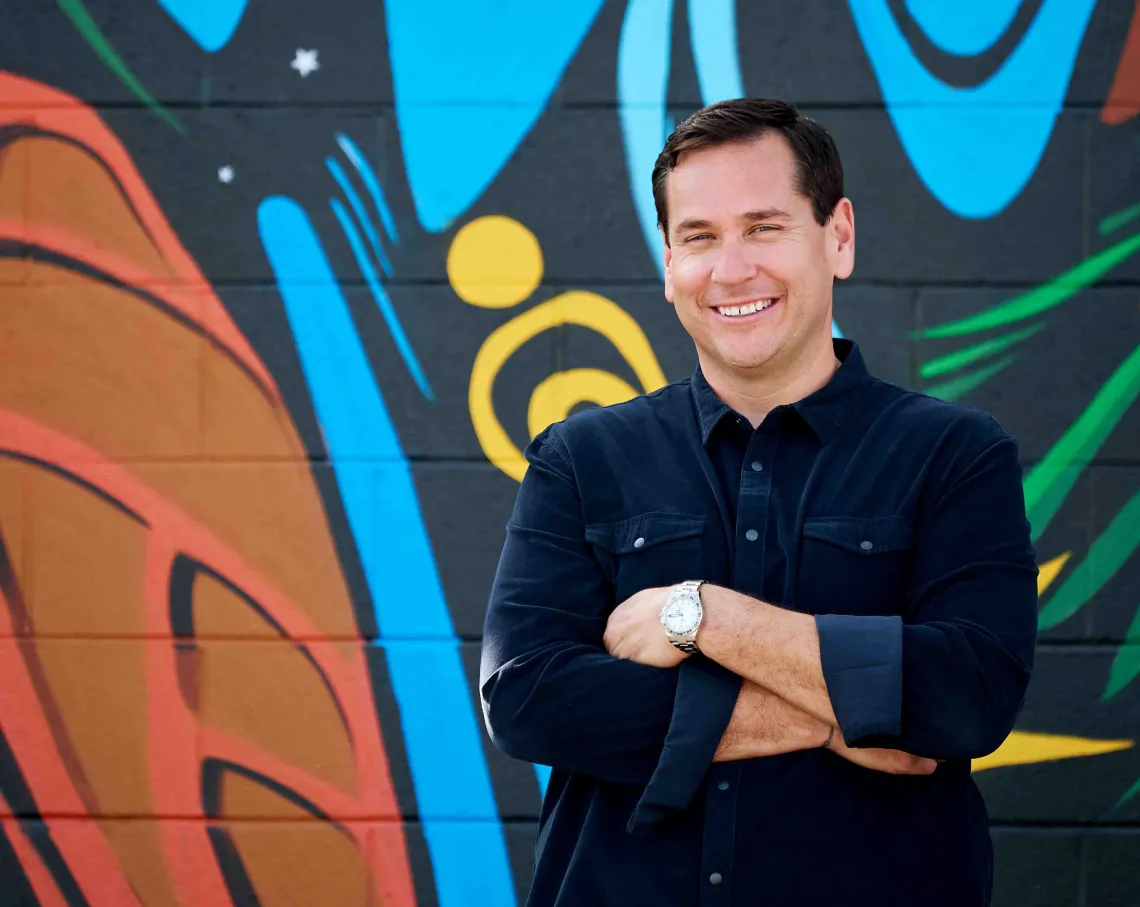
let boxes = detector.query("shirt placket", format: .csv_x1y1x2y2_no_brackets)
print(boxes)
700,418,779,906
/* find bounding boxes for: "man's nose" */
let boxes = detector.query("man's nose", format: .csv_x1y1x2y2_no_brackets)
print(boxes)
710,240,757,287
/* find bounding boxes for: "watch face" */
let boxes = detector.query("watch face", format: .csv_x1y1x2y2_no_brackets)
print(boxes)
664,594,700,635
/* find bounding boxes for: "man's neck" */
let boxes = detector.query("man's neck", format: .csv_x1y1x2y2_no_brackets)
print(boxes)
699,340,842,429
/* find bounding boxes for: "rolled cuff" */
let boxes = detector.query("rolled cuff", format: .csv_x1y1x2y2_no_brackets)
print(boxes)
628,656,740,834
816,613,903,744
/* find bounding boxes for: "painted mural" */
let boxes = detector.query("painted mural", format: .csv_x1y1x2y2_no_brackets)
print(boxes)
0,0,1138,904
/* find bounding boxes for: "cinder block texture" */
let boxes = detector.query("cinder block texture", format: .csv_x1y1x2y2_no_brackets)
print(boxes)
2,0,1138,904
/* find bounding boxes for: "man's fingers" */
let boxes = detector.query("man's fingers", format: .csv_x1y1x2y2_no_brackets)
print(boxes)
835,747,937,775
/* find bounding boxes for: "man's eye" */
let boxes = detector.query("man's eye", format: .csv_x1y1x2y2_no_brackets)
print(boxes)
685,234,713,243
751,225,777,234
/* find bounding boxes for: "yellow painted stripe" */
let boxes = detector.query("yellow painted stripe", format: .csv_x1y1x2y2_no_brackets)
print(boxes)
973,730,1133,772
1037,551,1071,596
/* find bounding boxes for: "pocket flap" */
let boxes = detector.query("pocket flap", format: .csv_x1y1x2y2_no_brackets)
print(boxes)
802,515,914,555
586,512,706,554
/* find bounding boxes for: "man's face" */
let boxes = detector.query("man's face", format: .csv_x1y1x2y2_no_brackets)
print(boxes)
662,135,854,376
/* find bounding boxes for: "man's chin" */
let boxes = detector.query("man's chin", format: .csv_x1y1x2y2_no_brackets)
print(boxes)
710,344,782,373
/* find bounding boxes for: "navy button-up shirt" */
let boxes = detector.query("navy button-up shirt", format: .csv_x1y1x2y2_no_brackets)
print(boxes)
480,340,1038,907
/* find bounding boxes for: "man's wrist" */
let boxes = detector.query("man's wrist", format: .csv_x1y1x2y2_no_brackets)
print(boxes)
693,584,742,655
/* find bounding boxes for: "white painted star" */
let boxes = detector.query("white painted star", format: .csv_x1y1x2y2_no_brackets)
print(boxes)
291,48,320,78
217,165,234,184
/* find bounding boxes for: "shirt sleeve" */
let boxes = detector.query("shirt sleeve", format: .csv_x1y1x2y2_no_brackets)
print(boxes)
816,430,1038,759
479,424,682,785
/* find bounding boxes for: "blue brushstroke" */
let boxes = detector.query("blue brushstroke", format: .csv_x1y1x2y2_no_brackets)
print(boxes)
336,133,402,245
327,158,393,276
258,196,514,907
384,0,605,231
848,0,1098,218
903,0,1023,56
329,198,434,401
688,0,743,103
155,0,248,52
617,0,675,278
534,763,551,798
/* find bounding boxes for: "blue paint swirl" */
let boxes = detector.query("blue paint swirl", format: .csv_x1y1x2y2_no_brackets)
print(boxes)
328,195,434,401
327,157,394,276
848,0,1098,218
384,0,605,230
688,0,743,103
336,133,402,245
258,196,515,907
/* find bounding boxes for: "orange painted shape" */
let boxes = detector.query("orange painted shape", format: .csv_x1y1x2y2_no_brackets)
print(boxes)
224,818,375,907
2,268,205,462
97,820,183,907
25,469,151,635
0,73,276,394
130,460,359,641
199,639,362,799
217,775,376,906
0,634,140,904
201,334,310,460
23,134,175,280
0,408,418,904
1103,0,1140,124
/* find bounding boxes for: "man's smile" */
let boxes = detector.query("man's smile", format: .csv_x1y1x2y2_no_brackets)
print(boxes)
708,296,783,323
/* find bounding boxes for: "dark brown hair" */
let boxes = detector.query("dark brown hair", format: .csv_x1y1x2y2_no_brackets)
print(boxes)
652,98,845,241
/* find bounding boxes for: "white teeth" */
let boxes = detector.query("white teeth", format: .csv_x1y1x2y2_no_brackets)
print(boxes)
716,299,775,317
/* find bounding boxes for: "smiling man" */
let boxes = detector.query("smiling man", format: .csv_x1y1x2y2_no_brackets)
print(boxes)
480,99,1038,907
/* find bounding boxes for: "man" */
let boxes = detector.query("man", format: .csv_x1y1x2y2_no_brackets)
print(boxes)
479,98,1038,906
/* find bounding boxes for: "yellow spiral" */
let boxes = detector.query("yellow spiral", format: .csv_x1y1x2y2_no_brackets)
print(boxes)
447,215,666,482
470,291,667,482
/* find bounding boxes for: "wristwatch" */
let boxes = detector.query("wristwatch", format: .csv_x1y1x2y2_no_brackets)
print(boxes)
660,580,704,654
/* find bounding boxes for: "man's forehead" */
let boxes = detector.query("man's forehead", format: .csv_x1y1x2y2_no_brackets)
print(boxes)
671,136,794,187
666,139,803,223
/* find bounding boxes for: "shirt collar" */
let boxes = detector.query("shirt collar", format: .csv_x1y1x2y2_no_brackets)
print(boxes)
690,339,871,446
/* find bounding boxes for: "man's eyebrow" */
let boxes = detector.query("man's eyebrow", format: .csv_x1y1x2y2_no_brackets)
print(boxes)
741,208,793,222
674,210,793,234
674,218,714,233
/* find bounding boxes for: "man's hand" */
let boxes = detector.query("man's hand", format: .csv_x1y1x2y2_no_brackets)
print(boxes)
605,589,936,774
604,587,688,668
713,682,937,776
828,728,937,775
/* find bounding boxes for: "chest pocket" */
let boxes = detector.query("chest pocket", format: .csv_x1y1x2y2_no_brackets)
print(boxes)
586,512,706,609
797,515,914,616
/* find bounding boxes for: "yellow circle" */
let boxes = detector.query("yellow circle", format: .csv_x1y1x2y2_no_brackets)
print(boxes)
447,215,543,308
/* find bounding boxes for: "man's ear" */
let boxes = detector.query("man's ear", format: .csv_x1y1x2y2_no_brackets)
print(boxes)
662,228,674,303
830,198,855,281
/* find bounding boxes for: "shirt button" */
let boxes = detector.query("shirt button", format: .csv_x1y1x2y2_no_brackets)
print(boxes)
750,461,763,472
709,873,723,886
717,780,730,791
745,529,759,542
860,540,873,551
633,537,645,548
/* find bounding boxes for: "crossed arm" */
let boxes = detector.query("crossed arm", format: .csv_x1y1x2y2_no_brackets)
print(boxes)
481,424,1038,795
713,678,933,775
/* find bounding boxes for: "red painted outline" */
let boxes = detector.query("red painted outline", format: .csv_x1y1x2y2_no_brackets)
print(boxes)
0,413,418,904
0,791,69,907
0,72,277,396
1103,0,1140,124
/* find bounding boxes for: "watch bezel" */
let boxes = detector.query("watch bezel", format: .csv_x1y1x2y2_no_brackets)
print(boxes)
660,584,703,636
